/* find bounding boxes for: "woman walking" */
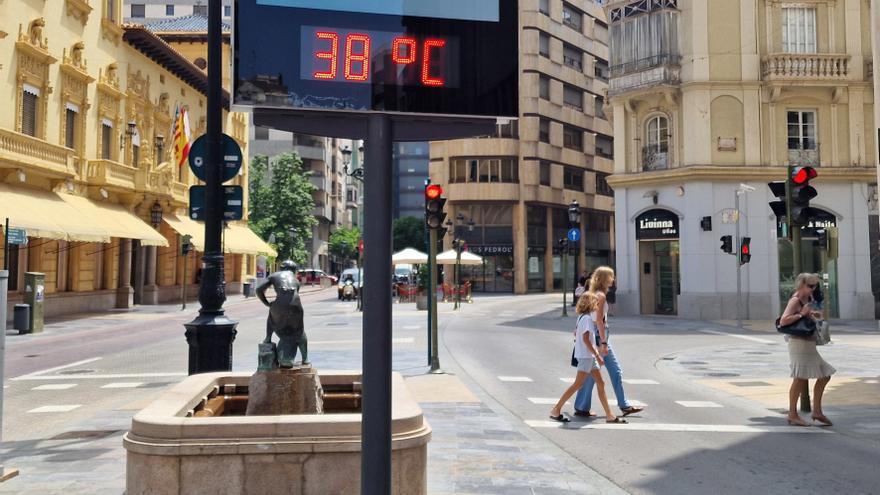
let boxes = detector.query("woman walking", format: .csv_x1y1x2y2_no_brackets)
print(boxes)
550,292,625,424
780,273,836,427
573,266,644,418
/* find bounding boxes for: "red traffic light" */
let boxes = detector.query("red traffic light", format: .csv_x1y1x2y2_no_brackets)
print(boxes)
791,166,817,185
742,244,750,255
425,184,443,200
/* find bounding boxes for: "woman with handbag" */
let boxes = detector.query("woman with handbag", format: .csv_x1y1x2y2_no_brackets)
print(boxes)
779,273,836,427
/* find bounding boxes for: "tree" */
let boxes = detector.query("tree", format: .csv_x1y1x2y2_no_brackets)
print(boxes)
329,226,361,264
248,153,318,265
393,216,425,252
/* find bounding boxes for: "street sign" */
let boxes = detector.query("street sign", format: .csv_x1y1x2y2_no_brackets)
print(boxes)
188,134,243,183
567,228,581,242
6,228,27,245
234,0,518,118
189,185,244,221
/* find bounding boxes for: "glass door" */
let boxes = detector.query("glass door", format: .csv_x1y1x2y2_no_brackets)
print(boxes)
653,241,679,315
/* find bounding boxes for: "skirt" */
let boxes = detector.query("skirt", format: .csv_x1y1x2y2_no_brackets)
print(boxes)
788,337,836,379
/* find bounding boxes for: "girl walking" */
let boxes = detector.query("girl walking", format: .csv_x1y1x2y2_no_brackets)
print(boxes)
550,292,625,424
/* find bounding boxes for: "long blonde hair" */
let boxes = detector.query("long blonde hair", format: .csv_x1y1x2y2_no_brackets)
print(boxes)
576,291,599,315
589,266,615,294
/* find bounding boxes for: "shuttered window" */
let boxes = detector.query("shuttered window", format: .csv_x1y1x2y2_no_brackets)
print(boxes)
65,108,77,149
101,122,113,159
22,90,38,137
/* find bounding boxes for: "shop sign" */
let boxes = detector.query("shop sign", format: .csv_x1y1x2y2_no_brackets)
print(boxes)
636,209,679,240
776,209,837,238
470,245,513,255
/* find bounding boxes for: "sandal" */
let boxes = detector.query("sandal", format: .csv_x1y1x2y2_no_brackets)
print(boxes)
787,417,810,427
606,417,628,424
621,406,644,417
573,409,596,418
811,415,833,427
549,414,570,423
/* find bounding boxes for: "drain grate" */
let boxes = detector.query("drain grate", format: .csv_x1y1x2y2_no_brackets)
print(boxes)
50,430,121,440
59,369,97,375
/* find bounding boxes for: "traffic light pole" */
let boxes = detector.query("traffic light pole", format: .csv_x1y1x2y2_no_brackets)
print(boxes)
786,164,810,413
428,228,442,373
735,190,742,328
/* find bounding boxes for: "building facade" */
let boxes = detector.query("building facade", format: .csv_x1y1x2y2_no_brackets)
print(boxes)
430,0,615,294
124,0,233,23
604,0,876,319
0,1,271,321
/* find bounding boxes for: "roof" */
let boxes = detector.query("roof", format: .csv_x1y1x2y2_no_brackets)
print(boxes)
122,24,229,107
143,14,231,34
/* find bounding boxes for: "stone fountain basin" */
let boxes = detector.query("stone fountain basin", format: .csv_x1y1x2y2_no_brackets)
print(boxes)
123,371,431,495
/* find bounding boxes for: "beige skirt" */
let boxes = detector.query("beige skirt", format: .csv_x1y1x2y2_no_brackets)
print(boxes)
788,337,836,379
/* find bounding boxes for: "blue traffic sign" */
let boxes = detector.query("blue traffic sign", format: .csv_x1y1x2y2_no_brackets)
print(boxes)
567,228,581,242
5,227,27,245
188,134,243,183
189,185,244,221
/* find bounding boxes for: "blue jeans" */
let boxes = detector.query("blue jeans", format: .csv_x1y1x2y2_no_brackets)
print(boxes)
574,345,630,412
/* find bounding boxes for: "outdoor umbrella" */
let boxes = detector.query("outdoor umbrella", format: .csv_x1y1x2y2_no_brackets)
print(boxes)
391,247,429,265
436,249,484,266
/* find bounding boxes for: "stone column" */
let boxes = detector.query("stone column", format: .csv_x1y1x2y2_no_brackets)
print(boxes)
544,207,553,291
512,202,527,295
142,246,159,305
133,242,145,305
116,239,133,308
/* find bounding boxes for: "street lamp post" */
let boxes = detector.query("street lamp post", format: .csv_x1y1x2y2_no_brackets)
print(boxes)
562,201,581,317
449,214,474,310
288,227,296,261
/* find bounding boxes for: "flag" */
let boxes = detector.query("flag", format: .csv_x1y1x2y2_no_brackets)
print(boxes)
171,104,192,168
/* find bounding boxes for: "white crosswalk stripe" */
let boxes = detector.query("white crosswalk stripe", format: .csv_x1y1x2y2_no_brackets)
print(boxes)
527,398,569,405
623,379,660,385
28,405,82,413
101,382,144,389
498,376,533,382
32,384,78,391
525,420,831,434
675,401,723,408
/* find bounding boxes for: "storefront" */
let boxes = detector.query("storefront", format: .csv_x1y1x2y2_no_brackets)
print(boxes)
635,209,680,315
462,245,514,293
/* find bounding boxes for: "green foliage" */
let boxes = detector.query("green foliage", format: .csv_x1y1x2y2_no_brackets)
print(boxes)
329,227,361,262
416,264,430,290
393,216,425,252
248,153,318,265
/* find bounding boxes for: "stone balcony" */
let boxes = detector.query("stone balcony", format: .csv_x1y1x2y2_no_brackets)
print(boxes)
608,60,681,96
762,53,850,82
86,159,138,191
0,128,75,178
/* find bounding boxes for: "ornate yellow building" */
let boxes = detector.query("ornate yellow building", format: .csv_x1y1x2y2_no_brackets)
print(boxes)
0,0,273,320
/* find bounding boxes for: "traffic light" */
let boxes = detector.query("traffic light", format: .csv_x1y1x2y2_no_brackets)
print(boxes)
767,181,788,219
425,184,447,229
720,235,733,254
181,234,193,255
790,166,818,225
740,237,751,265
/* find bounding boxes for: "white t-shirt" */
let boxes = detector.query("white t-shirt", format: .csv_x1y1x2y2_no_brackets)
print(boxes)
574,313,596,359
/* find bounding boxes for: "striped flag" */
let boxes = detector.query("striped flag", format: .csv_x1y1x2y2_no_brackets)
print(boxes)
171,104,192,168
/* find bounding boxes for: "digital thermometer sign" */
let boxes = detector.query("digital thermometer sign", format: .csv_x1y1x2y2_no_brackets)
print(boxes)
234,0,518,117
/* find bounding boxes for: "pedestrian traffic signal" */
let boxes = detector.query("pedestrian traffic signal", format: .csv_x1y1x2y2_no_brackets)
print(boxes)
790,166,817,225
720,235,733,254
767,181,788,219
740,237,751,265
425,184,447,229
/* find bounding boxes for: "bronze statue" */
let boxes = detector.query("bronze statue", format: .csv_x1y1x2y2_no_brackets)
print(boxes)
256,260,309,368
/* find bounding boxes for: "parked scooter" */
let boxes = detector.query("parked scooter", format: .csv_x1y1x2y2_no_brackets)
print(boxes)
342,279,356,301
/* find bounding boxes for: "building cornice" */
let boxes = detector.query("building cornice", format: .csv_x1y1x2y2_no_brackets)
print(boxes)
607,165,876,188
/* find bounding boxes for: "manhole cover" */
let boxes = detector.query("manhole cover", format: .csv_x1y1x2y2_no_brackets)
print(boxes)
51,430,121,440
706,372,740,377
59,369,97,375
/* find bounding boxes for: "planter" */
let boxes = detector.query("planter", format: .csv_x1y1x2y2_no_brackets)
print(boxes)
415,294,428,310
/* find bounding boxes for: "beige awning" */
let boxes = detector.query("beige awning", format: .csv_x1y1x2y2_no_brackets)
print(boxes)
164,214,205,251
0,184,108,243
223,223,277,257
59,195,169,247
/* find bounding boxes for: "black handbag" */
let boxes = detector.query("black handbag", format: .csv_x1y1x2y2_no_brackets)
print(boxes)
775,316,816,337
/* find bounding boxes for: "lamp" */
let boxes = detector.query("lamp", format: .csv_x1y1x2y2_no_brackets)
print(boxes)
120,121,137,149
467,219,475,232
150,200,163,227
567,200,581,226
340,144,364,182
340,145,352,167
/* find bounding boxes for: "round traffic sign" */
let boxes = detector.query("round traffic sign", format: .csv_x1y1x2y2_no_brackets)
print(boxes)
567,228,581,242
188,133,243,183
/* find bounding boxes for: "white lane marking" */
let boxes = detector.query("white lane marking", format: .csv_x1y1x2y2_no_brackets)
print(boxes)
28,405,82,413
525,420,832,434
15,373,186,381
310,337,415,345
101,382,144,389
528,398,569,405
676,401,724,408
15,357,102,379
559,377,575,384
498,376,533,382
699,329,775,344
624,379,660,385
32,384,78,391
403,325,421,330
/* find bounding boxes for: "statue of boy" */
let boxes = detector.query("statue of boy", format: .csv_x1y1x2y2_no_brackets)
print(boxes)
256,260,309,367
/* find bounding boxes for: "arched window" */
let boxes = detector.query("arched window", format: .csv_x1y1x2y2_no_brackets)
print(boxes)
643,115,669,171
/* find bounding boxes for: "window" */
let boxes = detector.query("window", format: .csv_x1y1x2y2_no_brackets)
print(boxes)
106,0,117,21
155,137,164,165
539,161,551,186
596,173,613,196
563,126,582,151
787,111,817,150
224,5,231,16
131,128,141,166
65,107,77,149
594,59,609,80
539,75,550,100
101,121,113,159
609,9,679,77
782,7,817,54
562,3,583,32
563,43,583,71
563,167,584,191
645,115,669,153
539,119,550,143
130,4,145,18
563,85,582,110
596,135,613,159
21,89,38,137
539,0,549,15
166,4,174,15
193,4,208,15
539,32,550,58
595,95,605,118
449,158,519,184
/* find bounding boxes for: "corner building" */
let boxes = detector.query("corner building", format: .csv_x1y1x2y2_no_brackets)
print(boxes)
604,0,876,319
430,0,615,294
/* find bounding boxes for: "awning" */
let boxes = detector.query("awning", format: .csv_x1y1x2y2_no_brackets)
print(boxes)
223,223,277,257
437,249,484,266
0,184,108,243
164,214,205,251
392,248,428,265
59,195,169,247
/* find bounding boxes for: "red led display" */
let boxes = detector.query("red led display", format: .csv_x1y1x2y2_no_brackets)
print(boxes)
421,38,446,87
392,37,417,65
313,31,339,79
344,33,371,81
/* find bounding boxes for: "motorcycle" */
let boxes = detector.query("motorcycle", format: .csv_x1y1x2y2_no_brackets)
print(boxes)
342,280,356,301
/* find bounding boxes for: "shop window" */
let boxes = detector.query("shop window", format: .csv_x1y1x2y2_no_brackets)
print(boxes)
596,173,613,196
563,167,584,191
539,32,550,58
539,161,551,186
539,119,550,143
563,126,582,151
130,4,145,18
21,89,39,137
782,7,817,54
563,43,583,71
539,0,549,15
539,75,550,100
562,3,583,32
563,85,582,110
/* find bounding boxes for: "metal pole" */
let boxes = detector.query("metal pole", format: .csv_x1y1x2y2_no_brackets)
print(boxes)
562,245,568,317
429,228,442,373
872,0,880,331
181,250,188,311
787,163,810,412
184,0,237,374
361,113,393,495
735,191,742,328
453,241,460,310
0,270,19,482
3,218,8,271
